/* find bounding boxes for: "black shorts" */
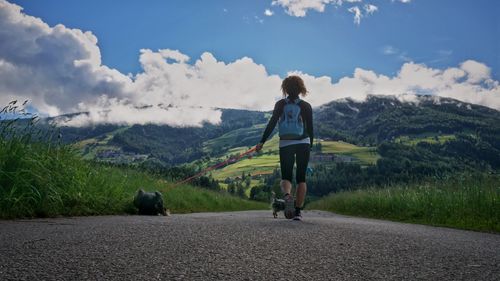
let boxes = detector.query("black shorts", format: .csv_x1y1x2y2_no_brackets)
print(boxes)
279,143,310,183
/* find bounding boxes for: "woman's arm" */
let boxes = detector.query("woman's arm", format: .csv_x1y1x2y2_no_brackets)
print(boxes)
305,102,314,147
257,101,282,150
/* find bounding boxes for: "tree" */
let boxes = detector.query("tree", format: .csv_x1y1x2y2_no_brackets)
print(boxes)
228,182,236,195
237,185,246,198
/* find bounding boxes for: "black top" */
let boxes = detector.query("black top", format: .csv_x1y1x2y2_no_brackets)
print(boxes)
259,98,314,147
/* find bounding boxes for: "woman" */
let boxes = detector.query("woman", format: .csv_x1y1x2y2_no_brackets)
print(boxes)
256,75,313,221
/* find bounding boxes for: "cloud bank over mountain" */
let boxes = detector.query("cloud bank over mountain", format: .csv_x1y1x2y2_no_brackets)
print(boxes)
0,0,499,127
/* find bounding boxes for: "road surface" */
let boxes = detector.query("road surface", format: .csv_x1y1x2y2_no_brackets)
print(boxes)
0,211,498,280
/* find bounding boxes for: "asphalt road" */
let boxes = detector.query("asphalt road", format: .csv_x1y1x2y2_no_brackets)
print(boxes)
0,211,498,281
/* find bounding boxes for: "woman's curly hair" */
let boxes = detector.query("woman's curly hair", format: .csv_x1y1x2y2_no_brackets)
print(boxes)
281,75,308,98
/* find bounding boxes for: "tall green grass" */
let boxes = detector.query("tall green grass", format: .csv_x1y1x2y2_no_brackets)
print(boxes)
0,141,266,219
165,186,267,213
309,175,500,232
0,102,266,219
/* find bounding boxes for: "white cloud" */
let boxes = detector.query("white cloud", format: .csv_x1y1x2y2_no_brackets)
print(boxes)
0,0,132,117
347,4,378,25
131,50,282,110
264,9,274,16
298,61,500,110
56,96,223,127
364,4,378,14
0,0,224,126
460,60,491,84
1,0,500,128
271,0,336,17
348,6,362,25
270,0,394,24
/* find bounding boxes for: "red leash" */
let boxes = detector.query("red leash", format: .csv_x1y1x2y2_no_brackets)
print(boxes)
172,147,257,187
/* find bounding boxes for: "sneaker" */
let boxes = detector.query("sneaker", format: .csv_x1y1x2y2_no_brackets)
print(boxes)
293,209,302,221
283,194,295,219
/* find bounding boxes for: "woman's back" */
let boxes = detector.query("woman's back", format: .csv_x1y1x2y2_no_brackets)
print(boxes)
256,75,313,220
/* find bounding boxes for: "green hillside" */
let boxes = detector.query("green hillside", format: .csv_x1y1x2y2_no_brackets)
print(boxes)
14,95,499,198
316,95,500,145
321,140,379,165
202,124,266,155
48,96,500,176
210,136,380,182
72,126,137,162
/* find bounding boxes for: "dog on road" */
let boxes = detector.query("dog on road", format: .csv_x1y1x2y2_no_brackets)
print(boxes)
133,189,169,216
271,191,286,218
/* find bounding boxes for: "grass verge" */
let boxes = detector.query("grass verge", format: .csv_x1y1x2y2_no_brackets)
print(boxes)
308,175,500,232
0,136,267,219
165,185,267,213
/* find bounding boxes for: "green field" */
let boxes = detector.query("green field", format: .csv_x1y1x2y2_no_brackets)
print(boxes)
212,154,280,180
211,138,380,182
309,175,500,232
395,134,456,146
210,134,281,180
320,140,379,165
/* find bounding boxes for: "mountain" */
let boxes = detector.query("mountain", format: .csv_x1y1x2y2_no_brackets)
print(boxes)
315,95,500,145
55,108,268,166
5,95,499,195
36,95,500,172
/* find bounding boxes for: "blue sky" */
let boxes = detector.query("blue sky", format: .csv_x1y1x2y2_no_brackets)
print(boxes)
1,0,499,126
11,0,500,80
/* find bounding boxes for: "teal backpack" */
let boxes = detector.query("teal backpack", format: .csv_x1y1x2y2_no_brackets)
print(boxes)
279,98,304,139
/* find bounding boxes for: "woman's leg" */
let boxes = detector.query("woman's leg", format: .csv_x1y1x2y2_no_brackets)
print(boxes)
280,145,297,219
281,180,292,196
296,182,307,208
279,145,295,196
295,144,310,208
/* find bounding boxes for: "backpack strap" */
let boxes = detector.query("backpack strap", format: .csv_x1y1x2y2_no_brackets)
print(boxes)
285,97,301,104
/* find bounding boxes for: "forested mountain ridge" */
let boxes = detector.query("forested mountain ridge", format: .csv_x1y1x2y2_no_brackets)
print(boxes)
315,95,500,145
50,108,268,165
25,95,500,171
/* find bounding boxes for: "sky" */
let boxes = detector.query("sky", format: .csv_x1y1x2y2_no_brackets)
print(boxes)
1,0,499,126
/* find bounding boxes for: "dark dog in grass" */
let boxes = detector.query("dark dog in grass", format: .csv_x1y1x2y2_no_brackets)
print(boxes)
133,189,168,216
271,191,286,218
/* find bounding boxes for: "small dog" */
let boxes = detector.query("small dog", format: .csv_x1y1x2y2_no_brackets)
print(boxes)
133,189,169,216
271,191,286,218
